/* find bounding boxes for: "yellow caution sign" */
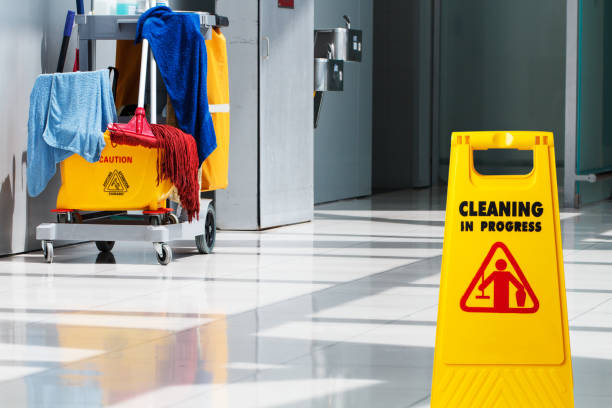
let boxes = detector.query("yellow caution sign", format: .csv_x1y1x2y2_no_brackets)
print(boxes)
431,131,574,407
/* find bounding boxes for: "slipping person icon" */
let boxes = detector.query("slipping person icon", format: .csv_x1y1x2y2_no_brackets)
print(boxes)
478,259,527,312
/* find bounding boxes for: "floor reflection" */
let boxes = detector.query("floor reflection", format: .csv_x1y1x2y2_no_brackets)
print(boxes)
0,189,610,407
4,317,228,407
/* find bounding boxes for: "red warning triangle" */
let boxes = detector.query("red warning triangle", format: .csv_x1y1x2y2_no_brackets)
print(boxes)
460,242,539,314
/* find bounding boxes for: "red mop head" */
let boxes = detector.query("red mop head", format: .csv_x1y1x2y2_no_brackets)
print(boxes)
106,108,200,221
150,124,200,222
108,107,158,147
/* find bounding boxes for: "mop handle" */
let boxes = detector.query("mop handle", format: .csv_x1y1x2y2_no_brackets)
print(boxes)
137,39,149,109
150,48,157,124
137,1,153,113
148,0,157,124
57,10,76,73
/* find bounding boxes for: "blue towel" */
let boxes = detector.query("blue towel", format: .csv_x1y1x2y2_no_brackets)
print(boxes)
27,70,117,197
136,6,216,164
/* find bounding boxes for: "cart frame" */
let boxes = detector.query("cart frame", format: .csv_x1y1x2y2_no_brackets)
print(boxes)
35,11,224,265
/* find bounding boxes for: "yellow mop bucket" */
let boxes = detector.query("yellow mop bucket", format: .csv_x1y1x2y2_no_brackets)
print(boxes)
56,131,173,211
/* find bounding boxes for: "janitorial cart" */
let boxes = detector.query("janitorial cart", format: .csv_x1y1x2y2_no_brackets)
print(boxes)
35,8,228,265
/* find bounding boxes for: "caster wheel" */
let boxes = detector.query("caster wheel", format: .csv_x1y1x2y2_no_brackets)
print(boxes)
156,244,172,265
149,215,161,226
42,241,54,263
57,213,71,223
196,203,216,254
166,213,179,224
95,241,115,252
72,212,83,224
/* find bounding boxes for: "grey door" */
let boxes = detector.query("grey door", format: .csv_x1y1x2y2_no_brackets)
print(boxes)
259,0,314,228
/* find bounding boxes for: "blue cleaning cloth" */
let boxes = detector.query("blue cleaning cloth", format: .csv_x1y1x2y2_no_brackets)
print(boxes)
136,6,216,164
27,70,117,197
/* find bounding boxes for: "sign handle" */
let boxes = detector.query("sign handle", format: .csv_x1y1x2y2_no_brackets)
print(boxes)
453,131,553,151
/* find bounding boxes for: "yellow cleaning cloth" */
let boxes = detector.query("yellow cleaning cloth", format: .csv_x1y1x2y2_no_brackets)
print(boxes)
201,28,230,191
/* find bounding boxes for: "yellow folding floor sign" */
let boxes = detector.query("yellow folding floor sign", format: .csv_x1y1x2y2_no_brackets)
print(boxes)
431,131,574,407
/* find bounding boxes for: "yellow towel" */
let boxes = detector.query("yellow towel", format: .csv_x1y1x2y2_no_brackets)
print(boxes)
201,28,230,191
115,29,230,195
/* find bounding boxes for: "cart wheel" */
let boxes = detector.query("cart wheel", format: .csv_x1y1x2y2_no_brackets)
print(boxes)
72,212,83,224
149,215,161,226
156,244,172,265
57,212,71,223
166,213,179,224
196,203,216,254
95,241,115,252
42,241,54,264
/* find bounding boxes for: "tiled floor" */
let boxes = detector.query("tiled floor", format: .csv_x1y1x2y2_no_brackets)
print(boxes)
0,188,611,407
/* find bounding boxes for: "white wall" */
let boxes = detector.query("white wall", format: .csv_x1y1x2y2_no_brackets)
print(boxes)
215,0,260,229
0,1,116,255
0,2,47,255
259,0,314,228
216,0,315,229
314,0,373,204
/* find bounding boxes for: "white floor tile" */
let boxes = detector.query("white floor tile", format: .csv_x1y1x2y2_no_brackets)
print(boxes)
0,189,608,407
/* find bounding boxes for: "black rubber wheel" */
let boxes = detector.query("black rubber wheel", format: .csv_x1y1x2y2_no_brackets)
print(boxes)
57,213,71,223
95,241,115,252
149,215,161,225
196,203,216,254
156,244,172,265
72,212,83,224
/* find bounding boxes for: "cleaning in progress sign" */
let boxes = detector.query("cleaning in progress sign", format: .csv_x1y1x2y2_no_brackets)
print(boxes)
430,131,574,408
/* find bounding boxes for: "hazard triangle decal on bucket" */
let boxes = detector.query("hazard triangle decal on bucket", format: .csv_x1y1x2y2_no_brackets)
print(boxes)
460,242,539,313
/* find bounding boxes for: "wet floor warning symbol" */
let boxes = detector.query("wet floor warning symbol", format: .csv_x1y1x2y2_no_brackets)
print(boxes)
460,242,538,313
103,170,129,196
